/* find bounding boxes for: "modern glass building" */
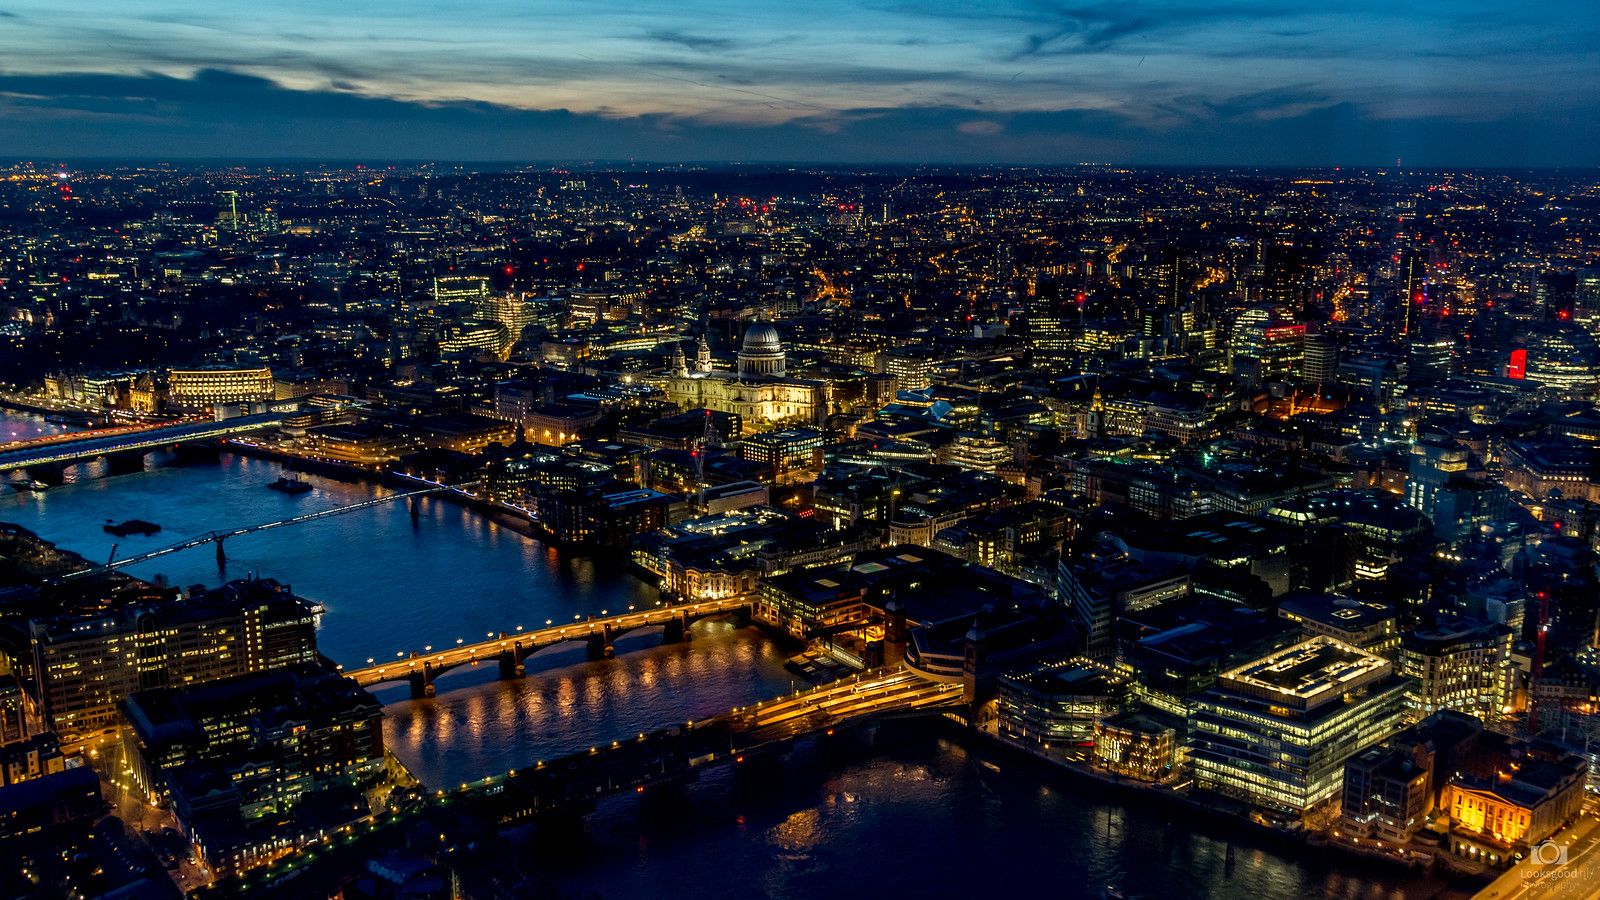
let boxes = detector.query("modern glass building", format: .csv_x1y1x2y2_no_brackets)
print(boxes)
1188,636,1409,818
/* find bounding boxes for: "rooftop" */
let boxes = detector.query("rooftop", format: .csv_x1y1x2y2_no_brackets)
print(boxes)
1219,636,1391,709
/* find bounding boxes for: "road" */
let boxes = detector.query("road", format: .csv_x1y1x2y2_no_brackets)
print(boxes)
1474,815,1600,900
0,412,283,471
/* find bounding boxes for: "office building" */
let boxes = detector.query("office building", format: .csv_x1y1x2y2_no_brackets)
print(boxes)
1188,637,1408,817
166,366,275,412
1398,617,1515,728
28,580,319,741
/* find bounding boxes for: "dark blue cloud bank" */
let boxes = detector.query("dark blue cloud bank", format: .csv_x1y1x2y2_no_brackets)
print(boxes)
0,0,1597,165
3,68,1594,166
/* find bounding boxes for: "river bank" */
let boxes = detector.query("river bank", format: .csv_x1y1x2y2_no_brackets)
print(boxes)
961,720,1486,897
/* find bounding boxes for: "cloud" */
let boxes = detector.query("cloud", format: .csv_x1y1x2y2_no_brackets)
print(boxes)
641,29,736,53
1006,2,1299,59
957,119,1003,135
0,68,1594,166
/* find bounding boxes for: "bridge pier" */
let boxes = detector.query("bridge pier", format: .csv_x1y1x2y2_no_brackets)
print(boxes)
409,667,436,699
172,442,221,464
586,628,614,661
662,614,690,644
25,463,66,486
214,536,226,570
498,647,525,680
105,450,147,476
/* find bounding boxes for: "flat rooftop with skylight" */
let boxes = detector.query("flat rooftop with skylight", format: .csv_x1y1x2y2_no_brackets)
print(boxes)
1217,636,1392,712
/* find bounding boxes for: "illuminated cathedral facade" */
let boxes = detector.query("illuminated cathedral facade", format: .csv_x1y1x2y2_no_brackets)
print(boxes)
659,322,826,432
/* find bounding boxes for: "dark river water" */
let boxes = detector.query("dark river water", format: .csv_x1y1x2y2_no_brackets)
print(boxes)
0,411,1467,900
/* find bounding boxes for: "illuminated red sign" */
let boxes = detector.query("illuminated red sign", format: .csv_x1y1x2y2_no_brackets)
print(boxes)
1264,325,1306,340
1507,348,1527,379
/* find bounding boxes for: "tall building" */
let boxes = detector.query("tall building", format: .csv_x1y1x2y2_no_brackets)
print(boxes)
28,580,319,741
1398,617,1515,728
1404,438,1469,522
1188,637,1408,817
1302,331,1338,385
123,662,385,878
1408,312,1455,381
1516,321,1600,398
1228,304,1303,385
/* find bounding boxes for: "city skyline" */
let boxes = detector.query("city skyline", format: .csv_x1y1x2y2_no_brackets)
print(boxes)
2,1,1599,165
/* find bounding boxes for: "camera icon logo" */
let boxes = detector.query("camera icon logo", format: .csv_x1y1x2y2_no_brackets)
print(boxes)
1530,840,1568,866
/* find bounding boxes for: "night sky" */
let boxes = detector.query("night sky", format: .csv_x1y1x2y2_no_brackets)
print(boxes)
2,1,1597,165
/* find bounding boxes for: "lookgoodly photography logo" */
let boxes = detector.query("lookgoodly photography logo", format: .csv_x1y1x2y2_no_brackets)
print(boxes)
1529,839,1569,866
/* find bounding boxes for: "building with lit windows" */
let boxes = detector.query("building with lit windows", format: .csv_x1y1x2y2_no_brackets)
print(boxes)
1398,617,1515,728
739,427,826,482
1093,707,1184,783
437,319,510,359
27,580,319,742
1229,304,1304,385
167,366,274,413
1188,637,1408,818
879,345,942,392
658,325,826,432
431,274,489,306
1277,593,1400,658
1405,438,1470,521
1514,321,1600,398
1340,742,1432,843
123,662,384,879
1445,742,1587,868
939,434,1013,473
997,658,1129,748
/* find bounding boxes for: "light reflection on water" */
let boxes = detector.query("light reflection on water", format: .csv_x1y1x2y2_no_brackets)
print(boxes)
550,733,1462,900
0,413,1461,900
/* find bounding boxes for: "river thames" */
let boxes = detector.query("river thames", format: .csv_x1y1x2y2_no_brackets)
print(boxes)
0,411,1468,899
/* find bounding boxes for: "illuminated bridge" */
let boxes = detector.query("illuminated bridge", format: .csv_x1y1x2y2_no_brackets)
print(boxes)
448,666,961,823
340,598,755,698
220,667,963,892
0,412,284,475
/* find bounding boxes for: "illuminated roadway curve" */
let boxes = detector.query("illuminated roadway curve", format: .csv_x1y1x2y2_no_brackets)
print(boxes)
0,413,285,472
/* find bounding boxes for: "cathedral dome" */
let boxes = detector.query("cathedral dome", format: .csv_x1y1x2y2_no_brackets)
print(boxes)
737,321,786,378
741,322,782,353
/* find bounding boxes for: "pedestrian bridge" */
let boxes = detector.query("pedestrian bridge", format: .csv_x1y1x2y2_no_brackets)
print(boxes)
340,598,754,697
